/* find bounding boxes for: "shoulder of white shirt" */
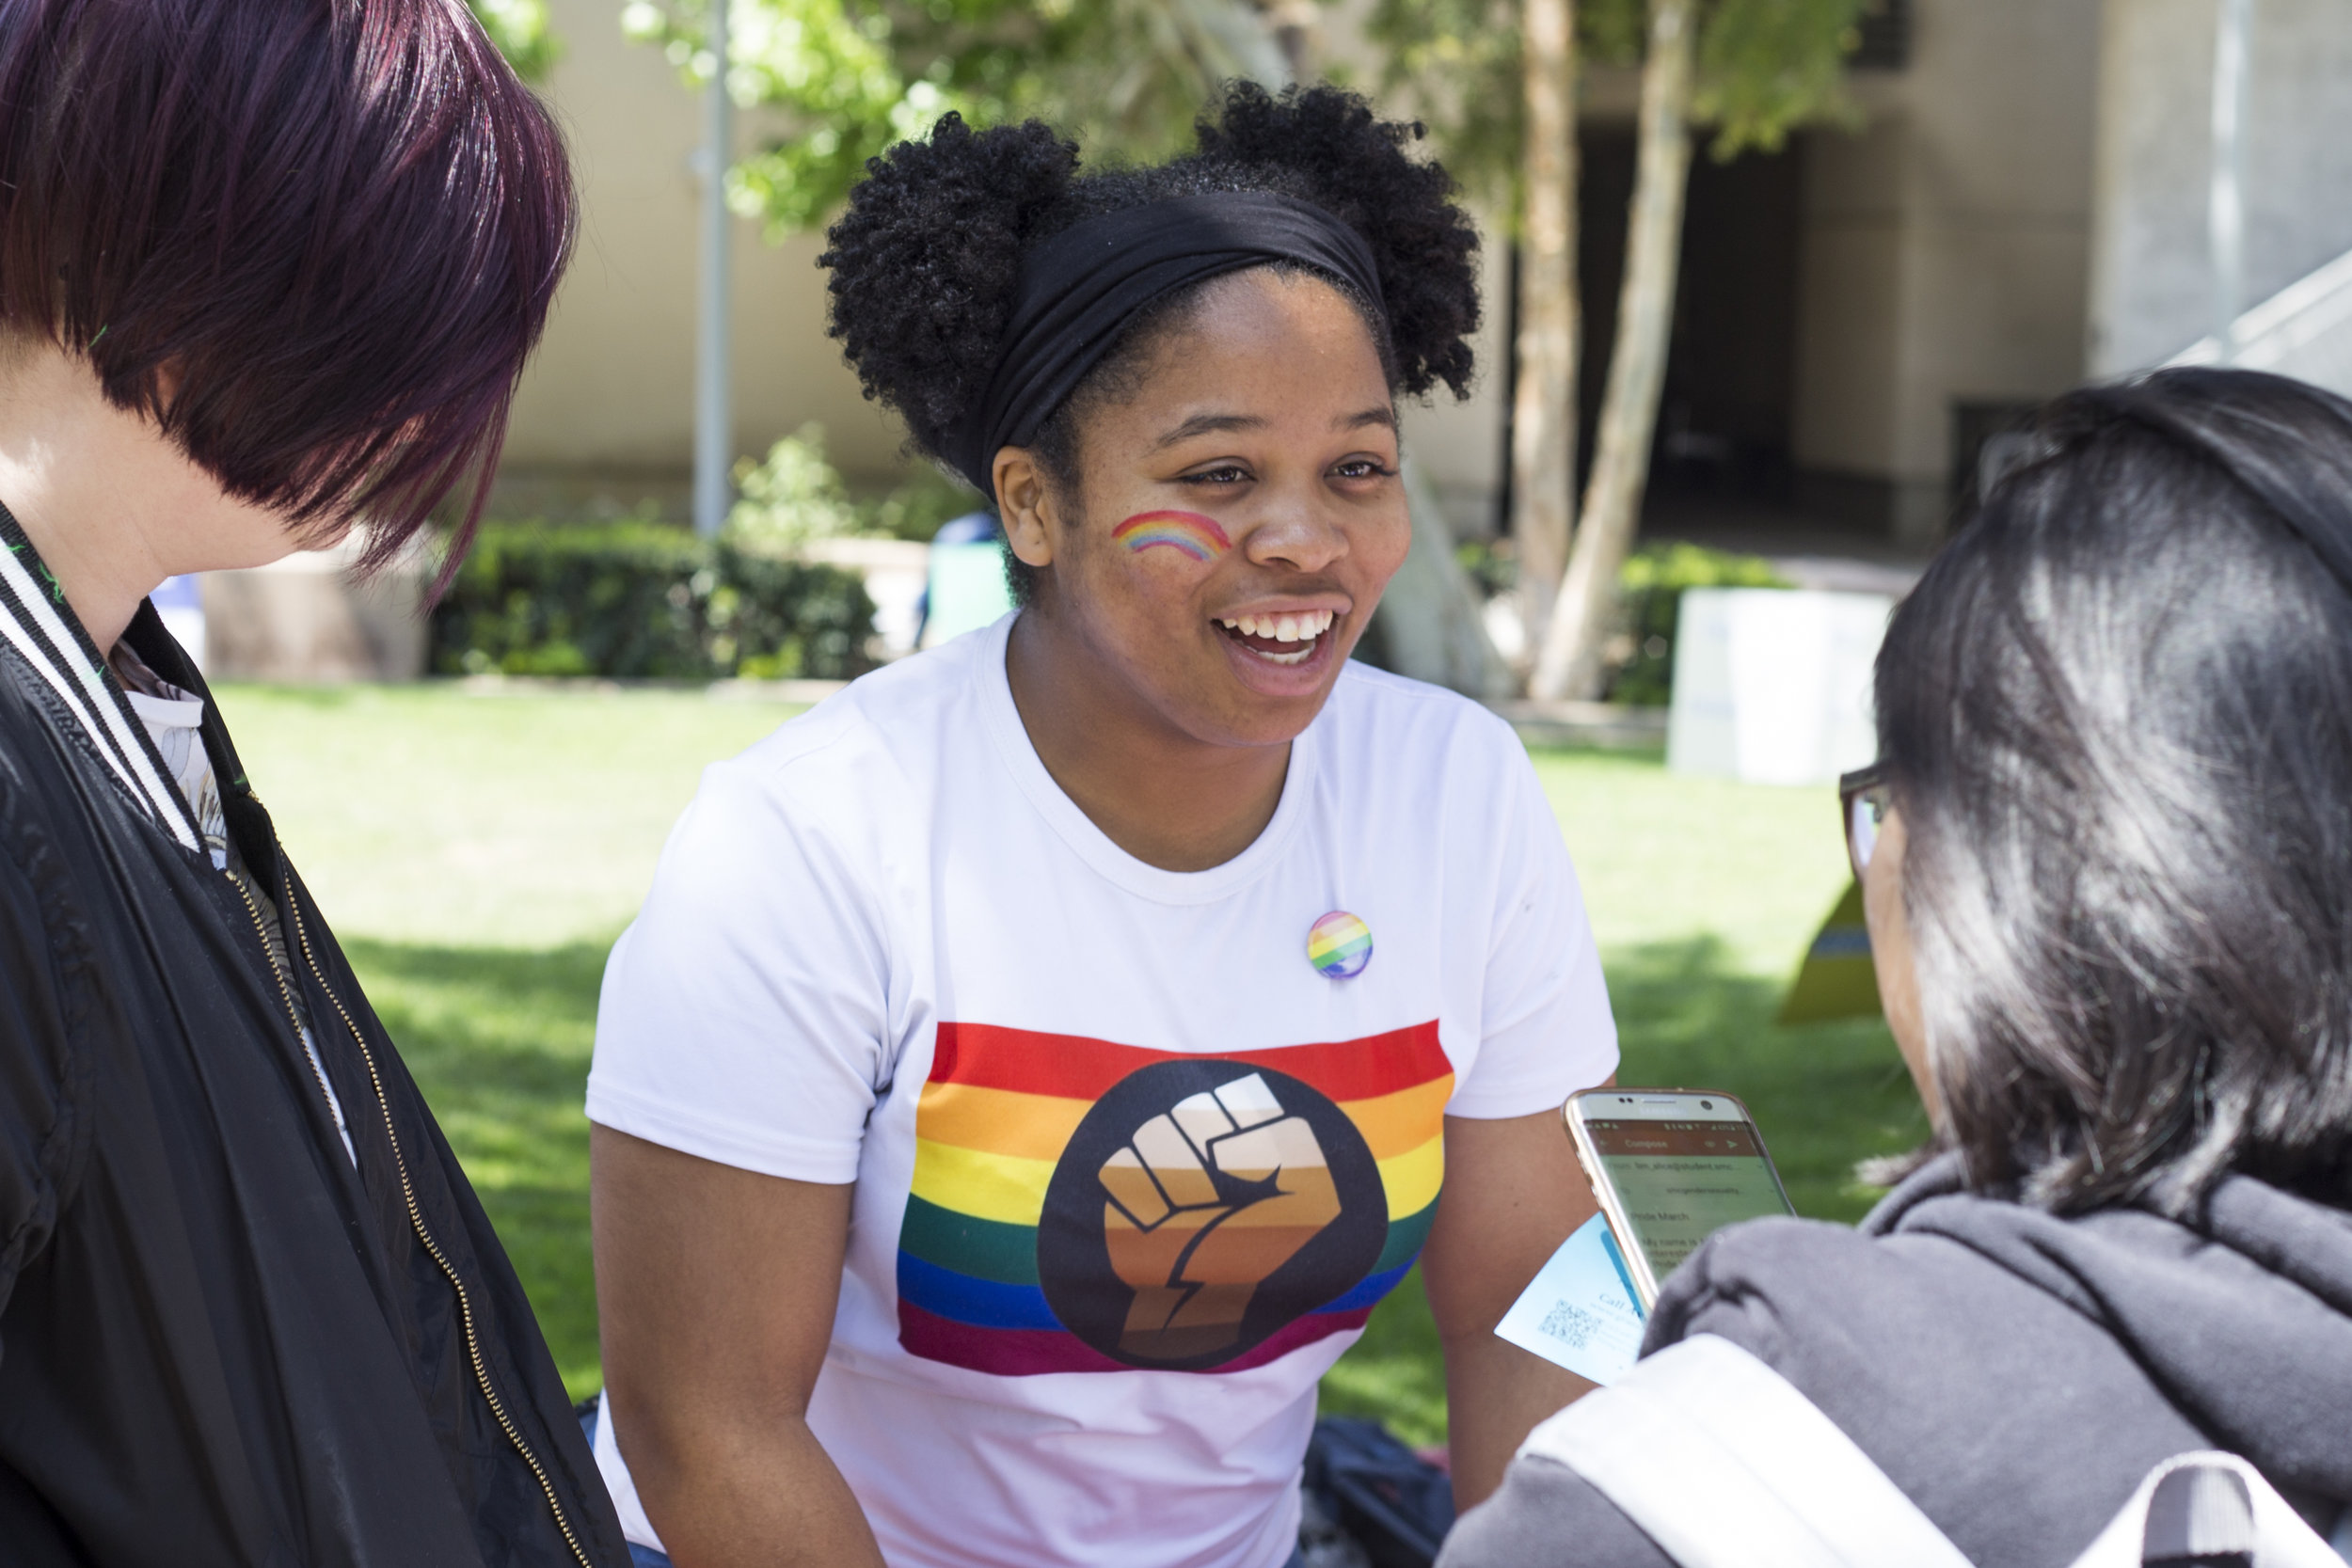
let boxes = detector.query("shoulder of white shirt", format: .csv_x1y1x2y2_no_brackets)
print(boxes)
710,631,1529,815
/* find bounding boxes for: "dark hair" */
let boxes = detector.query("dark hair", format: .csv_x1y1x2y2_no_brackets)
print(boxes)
0,0,576,570
818,83,1480,601
1878,367,2352,1216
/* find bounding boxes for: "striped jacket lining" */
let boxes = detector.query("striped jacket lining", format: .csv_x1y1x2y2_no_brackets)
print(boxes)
0,512,203,854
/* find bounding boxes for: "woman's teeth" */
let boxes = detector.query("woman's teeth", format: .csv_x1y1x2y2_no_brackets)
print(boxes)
1217,610,1335,642
1215,609,1336,667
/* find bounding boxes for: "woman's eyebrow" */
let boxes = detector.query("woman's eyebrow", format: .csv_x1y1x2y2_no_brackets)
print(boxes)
1152,411,1269,450
1338,405,1397,433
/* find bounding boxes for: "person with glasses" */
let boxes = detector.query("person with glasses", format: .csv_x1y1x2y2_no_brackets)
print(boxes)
1441,368,2352,1566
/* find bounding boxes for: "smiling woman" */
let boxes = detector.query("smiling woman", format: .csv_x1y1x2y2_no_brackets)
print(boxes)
585,85,1622,1568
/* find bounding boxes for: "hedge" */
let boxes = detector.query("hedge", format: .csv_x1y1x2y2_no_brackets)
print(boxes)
431,521,877,681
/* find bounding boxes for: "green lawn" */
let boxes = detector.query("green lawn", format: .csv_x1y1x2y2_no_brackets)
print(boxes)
213,682,1926,1442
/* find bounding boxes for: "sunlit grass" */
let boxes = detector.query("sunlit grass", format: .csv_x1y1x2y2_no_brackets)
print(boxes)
214,686,1922,1434
220,681,795,947
215,681,798,1400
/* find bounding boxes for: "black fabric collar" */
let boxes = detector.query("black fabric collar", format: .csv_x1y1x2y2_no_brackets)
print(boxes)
0,503,205,853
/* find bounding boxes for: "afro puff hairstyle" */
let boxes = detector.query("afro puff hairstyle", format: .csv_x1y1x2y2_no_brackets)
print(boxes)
820,83,1482,498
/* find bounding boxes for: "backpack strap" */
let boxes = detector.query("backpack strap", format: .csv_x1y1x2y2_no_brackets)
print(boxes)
1515,1333,1975,1568
2060,1452,2349,1568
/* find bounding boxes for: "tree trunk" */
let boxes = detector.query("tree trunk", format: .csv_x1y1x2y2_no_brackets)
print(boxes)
1160,0,1294,88
1373,457,1518,699
1509,0,1580,673
1530,0,1694,702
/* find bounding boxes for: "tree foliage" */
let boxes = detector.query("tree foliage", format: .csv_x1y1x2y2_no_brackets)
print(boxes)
469,0,562,80
1369,0,1868,213
1691,0,1870,154
620,0,1293,236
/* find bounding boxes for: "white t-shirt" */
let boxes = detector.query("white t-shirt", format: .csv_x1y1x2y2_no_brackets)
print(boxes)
586,615,1618,1568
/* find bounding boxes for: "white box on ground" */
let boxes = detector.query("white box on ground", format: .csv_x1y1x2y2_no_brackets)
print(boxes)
1667,587,1893,787
801,536,930,660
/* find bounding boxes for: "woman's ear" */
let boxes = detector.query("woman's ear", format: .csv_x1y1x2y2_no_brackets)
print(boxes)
993,448,1057,571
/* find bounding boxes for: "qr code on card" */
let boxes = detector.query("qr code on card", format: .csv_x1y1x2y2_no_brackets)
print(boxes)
1537,1300,1600,1349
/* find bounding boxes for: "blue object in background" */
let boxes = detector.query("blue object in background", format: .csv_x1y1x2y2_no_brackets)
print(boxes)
932,511,1003,547
917,511,1016,649
150,575,205,672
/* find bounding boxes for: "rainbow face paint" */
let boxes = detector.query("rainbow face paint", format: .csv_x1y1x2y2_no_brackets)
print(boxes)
1112,510,1232,562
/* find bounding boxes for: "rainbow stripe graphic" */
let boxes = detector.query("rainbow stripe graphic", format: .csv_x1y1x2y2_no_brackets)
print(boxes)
1111,510,1232,561
898,1022,1452,1376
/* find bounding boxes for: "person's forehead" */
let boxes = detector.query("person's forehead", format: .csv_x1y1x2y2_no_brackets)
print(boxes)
1112,278,1391,424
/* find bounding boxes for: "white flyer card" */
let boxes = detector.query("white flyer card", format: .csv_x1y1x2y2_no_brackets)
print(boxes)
1493,1212,1647,1386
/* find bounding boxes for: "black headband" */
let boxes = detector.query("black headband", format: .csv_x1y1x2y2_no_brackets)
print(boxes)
943,190,1386,494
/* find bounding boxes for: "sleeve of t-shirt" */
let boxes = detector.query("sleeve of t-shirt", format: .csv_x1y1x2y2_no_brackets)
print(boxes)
586,752,894,1185
1446,738,1619,1119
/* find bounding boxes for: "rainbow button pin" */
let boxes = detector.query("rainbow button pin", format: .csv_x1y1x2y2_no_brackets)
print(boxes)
1308,910,1373,980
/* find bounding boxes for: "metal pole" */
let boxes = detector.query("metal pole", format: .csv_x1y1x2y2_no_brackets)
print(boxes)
2209,0,2251,364
692,1,733,537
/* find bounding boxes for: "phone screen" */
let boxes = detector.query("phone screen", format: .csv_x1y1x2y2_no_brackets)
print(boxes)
1580,1112,1793,1280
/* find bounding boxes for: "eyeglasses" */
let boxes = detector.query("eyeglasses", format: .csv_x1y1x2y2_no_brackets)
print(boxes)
1839,762,1893,880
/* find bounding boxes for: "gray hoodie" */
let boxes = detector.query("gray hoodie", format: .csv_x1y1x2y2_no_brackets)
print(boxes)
1439,1154,2352,1567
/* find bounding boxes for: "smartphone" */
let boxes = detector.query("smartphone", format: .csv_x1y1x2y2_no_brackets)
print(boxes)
1564,1088,1796,1307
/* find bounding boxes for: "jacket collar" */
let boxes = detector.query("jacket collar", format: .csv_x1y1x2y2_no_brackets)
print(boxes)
0,503,203,853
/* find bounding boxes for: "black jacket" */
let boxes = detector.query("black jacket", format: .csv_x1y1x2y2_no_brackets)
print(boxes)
1440,1153,2352,1567
0,519,627,1567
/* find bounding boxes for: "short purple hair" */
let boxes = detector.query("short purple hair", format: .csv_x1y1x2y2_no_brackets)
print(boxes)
0,0,575,567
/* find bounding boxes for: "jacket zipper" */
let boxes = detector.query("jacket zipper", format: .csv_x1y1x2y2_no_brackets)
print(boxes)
233,850,595,1568
228,870,335,1109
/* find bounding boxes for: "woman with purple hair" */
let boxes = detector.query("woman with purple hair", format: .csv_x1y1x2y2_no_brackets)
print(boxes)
0,3,626,1564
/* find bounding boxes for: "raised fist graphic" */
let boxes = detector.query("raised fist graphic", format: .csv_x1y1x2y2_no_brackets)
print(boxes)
1096,1072,1343,1362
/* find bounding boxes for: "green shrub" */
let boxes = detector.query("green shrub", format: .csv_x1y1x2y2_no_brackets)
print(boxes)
727,424,982,547
1604,543,1790,706
432,520,877,681
726,425,873,553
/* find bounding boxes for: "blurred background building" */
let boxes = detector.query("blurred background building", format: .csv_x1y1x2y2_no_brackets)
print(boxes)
490,0,2352,554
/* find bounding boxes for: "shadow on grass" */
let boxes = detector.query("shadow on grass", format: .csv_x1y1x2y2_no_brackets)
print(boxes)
340,937,611,1399
1317,935,1931,1447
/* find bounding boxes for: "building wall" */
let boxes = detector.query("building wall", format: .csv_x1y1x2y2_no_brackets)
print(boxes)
1358,0,2110,547
2089,0,2352,376
491,0,2131,550
495,0,906,514
500,0,1521,525
1396,218,1513,539
1791,0,2102,542
1312,0,1514,534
